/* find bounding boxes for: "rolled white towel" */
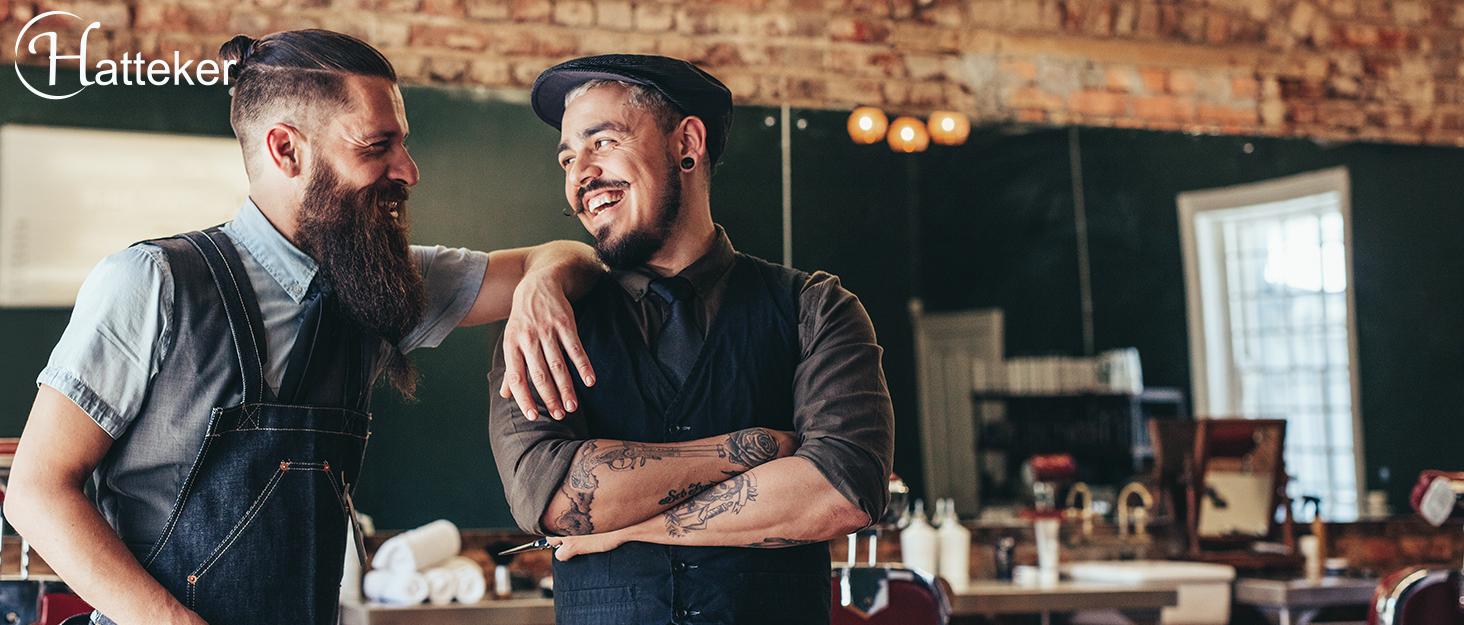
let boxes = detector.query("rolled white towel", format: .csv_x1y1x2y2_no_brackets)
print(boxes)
372,519,461,573
424,567,457,605
363,569,430,605
442,556,487,604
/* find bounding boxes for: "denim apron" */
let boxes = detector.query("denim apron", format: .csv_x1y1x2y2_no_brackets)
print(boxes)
553,254,831,625
94,229,373,625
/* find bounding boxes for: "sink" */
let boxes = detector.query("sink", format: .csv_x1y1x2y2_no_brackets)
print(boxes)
1066,560,1236,584
1065,561,1236,625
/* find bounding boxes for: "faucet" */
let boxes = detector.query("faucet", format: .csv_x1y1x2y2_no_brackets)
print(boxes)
1117,482,1154,541
1065,482,1095,539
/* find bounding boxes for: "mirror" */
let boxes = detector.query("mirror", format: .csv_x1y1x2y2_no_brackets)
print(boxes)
1187,419,1289,553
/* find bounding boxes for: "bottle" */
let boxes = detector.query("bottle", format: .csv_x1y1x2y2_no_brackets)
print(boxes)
899,498,939,576
994,537,1016,580
936,499,971,590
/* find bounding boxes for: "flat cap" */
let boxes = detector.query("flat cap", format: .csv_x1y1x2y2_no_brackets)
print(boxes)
531,54,734,165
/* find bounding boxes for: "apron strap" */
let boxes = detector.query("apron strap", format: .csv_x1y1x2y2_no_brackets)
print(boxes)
177,229,273,406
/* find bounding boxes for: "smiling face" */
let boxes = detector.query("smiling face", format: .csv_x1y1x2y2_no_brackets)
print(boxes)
293,75,426,377
313,74,420,205
558,82,684,269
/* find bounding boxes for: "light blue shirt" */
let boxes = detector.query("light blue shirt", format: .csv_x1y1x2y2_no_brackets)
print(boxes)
39,199,489,440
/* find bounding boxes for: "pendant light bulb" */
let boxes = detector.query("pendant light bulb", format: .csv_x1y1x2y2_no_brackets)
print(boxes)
888,116,929,153
847,107,889,144
928,111,970,145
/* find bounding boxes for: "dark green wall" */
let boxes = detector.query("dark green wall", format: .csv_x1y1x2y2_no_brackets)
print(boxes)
5,64,1462,525
914,126,1464,511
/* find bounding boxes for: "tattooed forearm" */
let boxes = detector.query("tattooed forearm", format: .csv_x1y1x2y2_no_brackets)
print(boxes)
555,487,595,534
552,430,783,535
744,537,818,548
553,441,603,534
723,429,780,468
664,474,758,538
660,482,711,505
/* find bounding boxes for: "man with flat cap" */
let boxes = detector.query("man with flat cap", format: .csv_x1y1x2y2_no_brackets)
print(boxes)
489,54,895,624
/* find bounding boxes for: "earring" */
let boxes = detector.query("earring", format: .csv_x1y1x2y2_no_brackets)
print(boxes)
681,157,695,171
562,207,575,217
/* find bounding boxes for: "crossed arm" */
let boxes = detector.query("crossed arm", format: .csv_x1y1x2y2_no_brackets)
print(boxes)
549,456,868,560
539,428,802,535
489,272,895,557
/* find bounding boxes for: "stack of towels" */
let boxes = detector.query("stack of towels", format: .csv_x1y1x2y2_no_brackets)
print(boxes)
362,519,489,605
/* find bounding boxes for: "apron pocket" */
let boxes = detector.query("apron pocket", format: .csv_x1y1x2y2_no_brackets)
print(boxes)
735,572,830,625
555,585,635,624
177,461,346,620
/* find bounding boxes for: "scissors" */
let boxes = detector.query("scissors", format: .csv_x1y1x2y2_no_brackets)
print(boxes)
498,537,556,556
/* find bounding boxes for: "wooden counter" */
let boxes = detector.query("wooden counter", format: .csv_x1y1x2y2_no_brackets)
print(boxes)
952,580,1177,615
340,580,1179,624
340,594,553,625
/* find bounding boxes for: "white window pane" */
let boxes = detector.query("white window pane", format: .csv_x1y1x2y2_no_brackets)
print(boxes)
1330,410,1356,449
1295,376,1324,412
1328,370,1351,408
1293,330,1324,368
1291,294,1324,329
1327,331,1349,366
1322,241,1347,293
1320,210,1344,243
1188,172,1357,525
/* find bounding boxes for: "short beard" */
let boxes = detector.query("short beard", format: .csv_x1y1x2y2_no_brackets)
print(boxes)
594,157,681,270
295,161,427,399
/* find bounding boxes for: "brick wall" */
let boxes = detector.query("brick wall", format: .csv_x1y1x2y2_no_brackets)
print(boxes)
5,0,1463,146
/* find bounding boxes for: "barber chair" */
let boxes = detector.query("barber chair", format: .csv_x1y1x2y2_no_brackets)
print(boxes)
1368,471,1464,625
831,475,952,625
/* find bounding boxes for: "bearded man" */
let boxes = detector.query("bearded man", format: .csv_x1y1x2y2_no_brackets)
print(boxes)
489,55,895,624
4,30,601,625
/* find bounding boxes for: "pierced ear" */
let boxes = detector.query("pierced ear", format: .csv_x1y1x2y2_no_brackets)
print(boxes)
675,116,708,165
264,123,304,179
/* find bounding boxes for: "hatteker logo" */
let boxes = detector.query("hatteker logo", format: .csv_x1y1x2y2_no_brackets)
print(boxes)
15,11,235,100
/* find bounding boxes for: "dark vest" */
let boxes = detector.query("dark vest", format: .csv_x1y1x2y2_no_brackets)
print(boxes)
552,254,831,625
94,230,376,625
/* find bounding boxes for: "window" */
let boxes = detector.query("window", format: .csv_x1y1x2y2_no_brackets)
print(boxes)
1178,167,1362,521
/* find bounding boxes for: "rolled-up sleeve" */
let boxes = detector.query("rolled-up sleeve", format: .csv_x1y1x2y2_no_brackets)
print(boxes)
400,245,489,354
37,245,173,440
791,272,896,526
487,335,589,534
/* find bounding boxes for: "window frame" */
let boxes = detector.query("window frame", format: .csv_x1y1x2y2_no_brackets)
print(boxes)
1177,166,1364,518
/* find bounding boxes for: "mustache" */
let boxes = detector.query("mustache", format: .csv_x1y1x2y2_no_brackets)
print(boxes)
371,181,411,208
570,179,630,215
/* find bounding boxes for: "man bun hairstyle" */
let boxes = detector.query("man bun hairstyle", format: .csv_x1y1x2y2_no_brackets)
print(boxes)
220,30,397,179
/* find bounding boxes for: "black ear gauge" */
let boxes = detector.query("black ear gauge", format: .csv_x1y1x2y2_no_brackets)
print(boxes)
681,157,695,171
562,207,575,217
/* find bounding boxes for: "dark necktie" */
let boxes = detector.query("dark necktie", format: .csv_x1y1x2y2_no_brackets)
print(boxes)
277,286,333,404
648,277,703,386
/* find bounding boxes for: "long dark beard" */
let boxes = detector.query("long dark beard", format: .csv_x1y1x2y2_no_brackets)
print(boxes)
295,162,427,399
594,157,682,270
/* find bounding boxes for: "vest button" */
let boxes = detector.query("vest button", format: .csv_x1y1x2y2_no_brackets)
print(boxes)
674,608,689,619
673,562,687,572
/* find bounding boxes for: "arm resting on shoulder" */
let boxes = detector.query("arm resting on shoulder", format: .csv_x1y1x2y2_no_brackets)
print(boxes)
5,386,207,625
462,240,605,421
549,456,868,559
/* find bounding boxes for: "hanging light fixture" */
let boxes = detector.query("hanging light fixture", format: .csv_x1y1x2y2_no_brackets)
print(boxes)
887,116,929,153
847,107,889,144
927,111,970,146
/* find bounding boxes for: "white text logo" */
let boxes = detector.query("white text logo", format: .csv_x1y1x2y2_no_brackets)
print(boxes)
15,11,234,100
